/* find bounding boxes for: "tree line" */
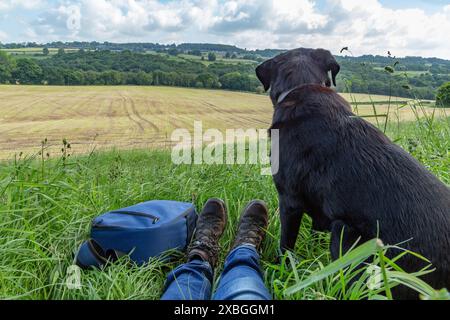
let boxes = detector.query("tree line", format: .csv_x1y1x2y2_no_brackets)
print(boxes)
0,50,261,92
1,45,449,99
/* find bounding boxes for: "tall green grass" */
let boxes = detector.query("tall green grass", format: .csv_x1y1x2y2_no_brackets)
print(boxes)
0,106,449,299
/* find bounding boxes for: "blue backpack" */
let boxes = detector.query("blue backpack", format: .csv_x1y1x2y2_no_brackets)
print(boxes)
76,200,197,269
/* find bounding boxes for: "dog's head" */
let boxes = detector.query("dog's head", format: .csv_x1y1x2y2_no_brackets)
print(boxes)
256,47,340,105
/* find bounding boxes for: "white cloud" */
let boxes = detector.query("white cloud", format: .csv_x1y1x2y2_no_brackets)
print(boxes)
272,0,328,32
321,0,450,58
11,0,450,58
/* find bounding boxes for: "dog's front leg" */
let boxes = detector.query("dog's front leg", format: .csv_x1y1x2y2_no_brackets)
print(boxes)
279,194,304,253
330,220,361,260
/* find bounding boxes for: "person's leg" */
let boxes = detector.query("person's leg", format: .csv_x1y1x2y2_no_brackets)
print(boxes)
161,259,213,300
160,198,228,300
213,244,271,300
213,200,271,300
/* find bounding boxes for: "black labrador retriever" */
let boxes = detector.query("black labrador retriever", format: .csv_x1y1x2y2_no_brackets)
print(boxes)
256,47,450,299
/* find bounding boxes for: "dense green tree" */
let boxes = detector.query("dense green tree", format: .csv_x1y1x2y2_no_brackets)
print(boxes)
188,50,202,56
132,71,153,85
42,66,65,85
219,72,241,90
436,82,450,107
208,52,216,62
64,70,85,85
100,70,123,85
167,48,180,56
196,73,220,88
43,47,50,56
82,70,98,85
219,72,259,91
12,58,42,84
0,51,16,83
242,54,258,60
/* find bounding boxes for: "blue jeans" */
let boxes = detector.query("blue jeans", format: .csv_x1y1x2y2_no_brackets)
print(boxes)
161,245,271,300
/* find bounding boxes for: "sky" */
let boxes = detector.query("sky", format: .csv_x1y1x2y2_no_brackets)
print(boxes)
0,0,449,58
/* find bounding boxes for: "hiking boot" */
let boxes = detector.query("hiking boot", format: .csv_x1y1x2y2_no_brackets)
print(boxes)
187,198,227,268
232,200,269,250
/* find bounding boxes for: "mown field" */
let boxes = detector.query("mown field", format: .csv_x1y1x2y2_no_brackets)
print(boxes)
0,85,447,160
0,85,449,300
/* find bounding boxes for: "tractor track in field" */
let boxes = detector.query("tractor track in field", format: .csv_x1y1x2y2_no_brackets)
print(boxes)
45,98,82,120
0,124,33,135
144,98,167,132
83,97,116,138
201,101,227,114
128,96,160,133
121,96,145,132
146,99,161,115
106,99,115,133
47,98,71,115
76,97,117,141
117,92,162,135
165,102,196,129
2,94,45,109
247,116,271,127
200,101,252,127
73,94,104,117
4,96,49,119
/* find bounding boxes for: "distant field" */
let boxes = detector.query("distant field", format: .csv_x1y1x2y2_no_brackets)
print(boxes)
0,85,447,159
1,47,257,65
178,53,257,65
1,48,79,53
1,48,80,58
373,67,432,76
145,51,257,65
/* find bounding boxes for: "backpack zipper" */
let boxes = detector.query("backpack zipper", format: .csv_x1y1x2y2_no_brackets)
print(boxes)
109,210,160,223
92,224,127,229
92,210,160,229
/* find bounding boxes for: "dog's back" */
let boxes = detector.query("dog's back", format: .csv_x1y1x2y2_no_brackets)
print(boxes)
272,84,450,294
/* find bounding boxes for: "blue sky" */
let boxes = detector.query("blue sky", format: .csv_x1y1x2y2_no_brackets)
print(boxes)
1,0,450,58
379,0,448,13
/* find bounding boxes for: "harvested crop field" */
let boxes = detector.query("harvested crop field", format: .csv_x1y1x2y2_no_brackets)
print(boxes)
0,85,447,159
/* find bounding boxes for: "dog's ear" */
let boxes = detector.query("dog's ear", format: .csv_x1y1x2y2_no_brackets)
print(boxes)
256,59,274,91
311,49,340,87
